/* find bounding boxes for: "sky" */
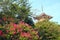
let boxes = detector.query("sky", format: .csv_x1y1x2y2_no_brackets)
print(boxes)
29,0,60,24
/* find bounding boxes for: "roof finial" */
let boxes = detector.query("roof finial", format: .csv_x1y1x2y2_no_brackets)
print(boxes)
41,4,44,12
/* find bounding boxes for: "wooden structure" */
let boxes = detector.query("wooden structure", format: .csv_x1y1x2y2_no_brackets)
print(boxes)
33,12,53,21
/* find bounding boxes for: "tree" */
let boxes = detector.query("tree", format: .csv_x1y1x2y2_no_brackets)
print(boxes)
17,0,31,20
0,0,30,18
0,0,34,26
24,17,35,28
35,20,60,40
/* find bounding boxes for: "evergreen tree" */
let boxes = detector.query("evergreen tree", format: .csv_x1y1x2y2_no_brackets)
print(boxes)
35,20,60,40
0,0,34,26
17,0,31,20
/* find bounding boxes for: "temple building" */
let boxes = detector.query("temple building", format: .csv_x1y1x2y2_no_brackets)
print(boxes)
33,12,53,22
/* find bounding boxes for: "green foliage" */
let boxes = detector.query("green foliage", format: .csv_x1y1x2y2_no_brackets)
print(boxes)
0,0,31,20
35,20,60,40
24,17,35,28
0,0,34,26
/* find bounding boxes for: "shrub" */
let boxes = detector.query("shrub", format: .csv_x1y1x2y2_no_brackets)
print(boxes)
0,21,39,40
35,20,60,40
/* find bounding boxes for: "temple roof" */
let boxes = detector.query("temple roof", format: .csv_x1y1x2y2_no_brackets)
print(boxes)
33,12,53,20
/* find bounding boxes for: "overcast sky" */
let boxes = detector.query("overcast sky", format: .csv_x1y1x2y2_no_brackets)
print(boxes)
29,0,60,24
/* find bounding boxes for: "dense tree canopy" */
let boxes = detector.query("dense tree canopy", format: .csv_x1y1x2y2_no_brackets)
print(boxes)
0,0,31,19
35,20,60,40
0,0,34,26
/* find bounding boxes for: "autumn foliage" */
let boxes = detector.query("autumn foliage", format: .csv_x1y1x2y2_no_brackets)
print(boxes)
0,21,39,40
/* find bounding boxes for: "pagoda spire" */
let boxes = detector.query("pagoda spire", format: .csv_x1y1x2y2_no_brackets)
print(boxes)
41,4,44,13
33,2,53,22
33,4,53,21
